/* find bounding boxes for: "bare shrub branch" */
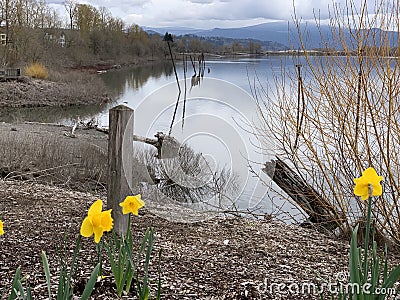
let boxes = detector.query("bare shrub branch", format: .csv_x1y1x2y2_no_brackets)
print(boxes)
256,0,400,243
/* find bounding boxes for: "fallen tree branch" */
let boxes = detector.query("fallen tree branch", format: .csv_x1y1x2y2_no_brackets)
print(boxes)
263,156,345,232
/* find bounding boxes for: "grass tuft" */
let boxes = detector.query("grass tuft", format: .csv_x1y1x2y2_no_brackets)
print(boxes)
0,129,107,192
24,62,49,79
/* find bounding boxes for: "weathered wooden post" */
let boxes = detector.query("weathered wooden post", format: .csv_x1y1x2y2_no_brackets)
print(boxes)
107,105,134,235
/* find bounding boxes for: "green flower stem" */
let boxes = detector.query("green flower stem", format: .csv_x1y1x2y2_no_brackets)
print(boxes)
96,240,103,276
363,196,372,282
127,214,131,239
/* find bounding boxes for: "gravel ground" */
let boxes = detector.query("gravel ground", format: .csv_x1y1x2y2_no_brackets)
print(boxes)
1,178,394,299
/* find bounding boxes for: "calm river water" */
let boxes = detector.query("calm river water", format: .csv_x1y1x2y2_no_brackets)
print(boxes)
110,56,309,221
6,56,309,221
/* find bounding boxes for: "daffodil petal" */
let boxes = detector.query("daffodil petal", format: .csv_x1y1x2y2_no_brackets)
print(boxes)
132,207,139,216
121,205,129,215
93,226,104,243
120,199,129,214
80,217,93,237
372,183,382,197
101,210,113,232
0,220,4,235
354,183,367,196
88,199,103,216
137,196,145,208
354,177,364,185
363,167,381,181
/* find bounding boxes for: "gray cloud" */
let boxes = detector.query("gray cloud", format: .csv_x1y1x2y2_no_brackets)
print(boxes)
187,0,215,4
46,0,64,4
45,0,379,29
91,0,148,8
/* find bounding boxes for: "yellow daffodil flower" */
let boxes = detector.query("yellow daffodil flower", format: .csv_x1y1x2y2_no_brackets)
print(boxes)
354,167,383,200
80,199,113,243
0,220,4,235
119,194,145,216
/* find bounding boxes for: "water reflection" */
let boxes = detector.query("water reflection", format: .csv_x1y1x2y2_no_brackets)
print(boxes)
0,104,109,124
100,62,174,100
0,62,175,125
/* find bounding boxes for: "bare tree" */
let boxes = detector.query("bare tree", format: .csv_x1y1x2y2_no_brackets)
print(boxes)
63,0,76,30
0,0,16,43
98,6,110,29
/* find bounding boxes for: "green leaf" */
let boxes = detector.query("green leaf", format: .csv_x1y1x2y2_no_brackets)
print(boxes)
137,228,151,264
41,251,52,300
70,235,81,277
349,225,361,285
156,248,163,300
53,234,81,300
142,228,154,297
55,269,64,300
26,285,32,300
125,263,134,294
382,265,400,290
143,287,150,300
8,267,21,300
124,226,135,294
383,244,388,282
370,241,379,294
81,263,101,300
104,236,119,284
124,238,136,272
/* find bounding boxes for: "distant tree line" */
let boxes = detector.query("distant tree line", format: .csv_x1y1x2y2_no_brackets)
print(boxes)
0,0,271,69
173,34,288,54
0,0,170,67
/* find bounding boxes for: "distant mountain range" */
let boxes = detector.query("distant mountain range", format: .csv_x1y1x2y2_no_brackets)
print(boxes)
144,22,399,50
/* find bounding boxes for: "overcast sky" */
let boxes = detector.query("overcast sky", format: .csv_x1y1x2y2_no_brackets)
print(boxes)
46,0,375,29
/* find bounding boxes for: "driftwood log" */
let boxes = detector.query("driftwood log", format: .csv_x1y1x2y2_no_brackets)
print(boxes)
97,127,181,159
133,132,181,159
263,156,344,232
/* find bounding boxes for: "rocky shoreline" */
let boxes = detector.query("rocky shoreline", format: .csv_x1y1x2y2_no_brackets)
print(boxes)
0,75,110,108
